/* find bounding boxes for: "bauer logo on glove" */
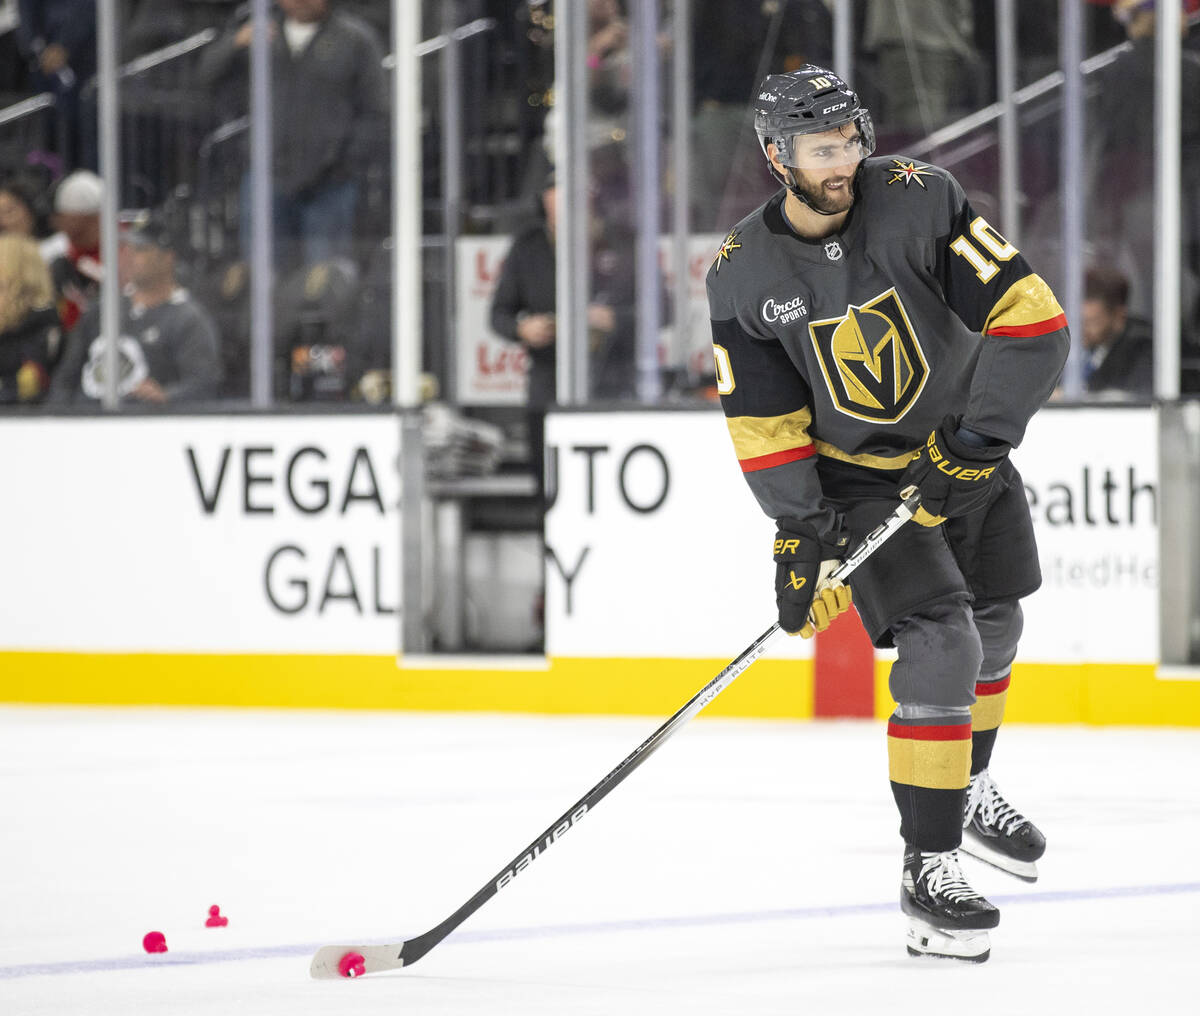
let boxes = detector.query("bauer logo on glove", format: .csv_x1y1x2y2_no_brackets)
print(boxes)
924,430,998,482
784,571,807,591
899,416,1010,527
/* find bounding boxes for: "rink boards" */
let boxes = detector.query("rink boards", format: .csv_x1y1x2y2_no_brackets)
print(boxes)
1,407,1197,725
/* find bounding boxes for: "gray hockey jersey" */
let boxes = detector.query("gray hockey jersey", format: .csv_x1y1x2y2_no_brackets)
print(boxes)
706,156,1070,524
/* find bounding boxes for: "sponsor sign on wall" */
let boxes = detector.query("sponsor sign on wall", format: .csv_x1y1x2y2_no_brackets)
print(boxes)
455,236,531,405
1018,406,1158,662
546,407,1159,664
544,410,809,659
454,234,724,405
0,417,400,653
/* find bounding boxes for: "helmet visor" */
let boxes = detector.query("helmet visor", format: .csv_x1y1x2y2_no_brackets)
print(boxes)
776,122,873,171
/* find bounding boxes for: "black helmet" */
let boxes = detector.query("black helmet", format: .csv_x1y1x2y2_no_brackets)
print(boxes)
753,66,875,184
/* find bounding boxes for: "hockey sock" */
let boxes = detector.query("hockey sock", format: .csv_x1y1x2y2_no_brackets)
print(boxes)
887,714,971,851
969,672,1010,775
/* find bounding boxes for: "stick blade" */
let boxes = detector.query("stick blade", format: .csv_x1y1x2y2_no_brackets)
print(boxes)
309,943,405,979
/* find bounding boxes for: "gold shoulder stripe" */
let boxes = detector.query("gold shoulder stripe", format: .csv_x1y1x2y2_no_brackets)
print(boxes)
726,408,813,461
984,274,1066,337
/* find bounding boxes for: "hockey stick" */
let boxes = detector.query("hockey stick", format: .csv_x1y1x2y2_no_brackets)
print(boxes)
310,488,922,979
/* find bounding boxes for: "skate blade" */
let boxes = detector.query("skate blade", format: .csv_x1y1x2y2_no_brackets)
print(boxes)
960,831,1040,883
905,919,990,963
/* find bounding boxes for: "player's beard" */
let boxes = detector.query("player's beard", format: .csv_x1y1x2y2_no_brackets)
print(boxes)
792,168,856,214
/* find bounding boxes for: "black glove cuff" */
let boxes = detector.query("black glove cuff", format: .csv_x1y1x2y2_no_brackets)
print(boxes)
939,416,1009,463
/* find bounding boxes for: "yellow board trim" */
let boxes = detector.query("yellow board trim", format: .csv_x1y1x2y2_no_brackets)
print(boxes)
0,652,816,719
2,653,1199,726
874,659,1200,726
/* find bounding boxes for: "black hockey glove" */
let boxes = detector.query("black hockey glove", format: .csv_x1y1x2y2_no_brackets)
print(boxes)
773,519,851,638
899,416,1010,528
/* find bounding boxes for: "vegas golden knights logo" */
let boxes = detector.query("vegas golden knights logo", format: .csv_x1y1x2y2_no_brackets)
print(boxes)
809,288,929,422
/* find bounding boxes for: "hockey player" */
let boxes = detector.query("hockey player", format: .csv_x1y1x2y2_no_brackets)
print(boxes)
706,66,1067,962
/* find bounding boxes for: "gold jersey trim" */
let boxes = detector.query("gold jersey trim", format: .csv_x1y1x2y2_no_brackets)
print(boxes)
984,273,1066,335
812,438,921,471
726,407,814,460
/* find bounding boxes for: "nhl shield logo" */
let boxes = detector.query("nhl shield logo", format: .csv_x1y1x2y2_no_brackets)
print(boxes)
823,240,843,261
808,287,929,422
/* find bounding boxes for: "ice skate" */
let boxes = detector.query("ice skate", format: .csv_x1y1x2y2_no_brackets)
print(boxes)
961,769,1046,882
901,846,999,962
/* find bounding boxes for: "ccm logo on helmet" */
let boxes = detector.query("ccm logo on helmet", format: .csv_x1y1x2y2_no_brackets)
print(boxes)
819,100,849,115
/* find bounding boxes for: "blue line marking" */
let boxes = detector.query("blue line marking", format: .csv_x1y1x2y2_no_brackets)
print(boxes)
3,882,1197,980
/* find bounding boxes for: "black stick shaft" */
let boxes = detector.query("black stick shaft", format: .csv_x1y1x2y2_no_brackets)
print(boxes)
396,491,920,967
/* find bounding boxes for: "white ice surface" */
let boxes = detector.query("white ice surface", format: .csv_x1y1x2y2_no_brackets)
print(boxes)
1,705,1197,1015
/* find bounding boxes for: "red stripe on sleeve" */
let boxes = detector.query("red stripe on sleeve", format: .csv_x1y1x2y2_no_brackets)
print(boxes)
986,312,1069,338
738,444,815,473
975,674,1011,696
887,722,973,741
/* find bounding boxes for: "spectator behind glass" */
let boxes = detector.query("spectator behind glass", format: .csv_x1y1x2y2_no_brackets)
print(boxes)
587,0,630,124
15,0,98,170
48,210,222,405
0,234,63,403
0,174,62,263
860,0,979,145
196,0,389,271
1080,264,1154,399
690,1,831,230
122,0,242,58
0,178,40,239
583,0,634,216
489,172,639,496
1087,0,1200,324
44,169,104,332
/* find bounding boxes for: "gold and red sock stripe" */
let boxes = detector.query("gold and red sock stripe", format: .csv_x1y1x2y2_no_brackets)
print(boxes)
971,673,1010,733
887,719,972,790
888,717,972,850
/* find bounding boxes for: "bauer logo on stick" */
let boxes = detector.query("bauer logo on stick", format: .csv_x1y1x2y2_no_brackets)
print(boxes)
495,804,589,891
309,494,918,979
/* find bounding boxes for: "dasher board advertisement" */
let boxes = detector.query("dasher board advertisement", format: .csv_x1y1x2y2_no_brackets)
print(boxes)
0,416,401,653
545,407,1159,664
